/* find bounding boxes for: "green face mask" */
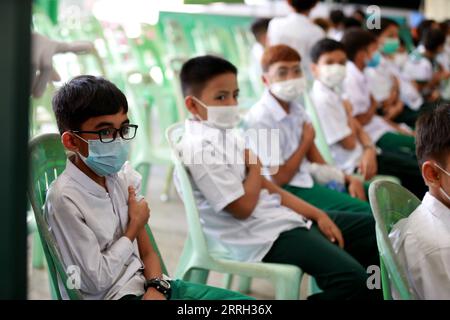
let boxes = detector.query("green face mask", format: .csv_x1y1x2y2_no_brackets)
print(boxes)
382,37,400,55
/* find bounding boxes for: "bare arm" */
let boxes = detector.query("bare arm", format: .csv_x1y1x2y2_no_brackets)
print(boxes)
224,150,263,220
271,123,315,186
262,178,344,247
355,95,378,126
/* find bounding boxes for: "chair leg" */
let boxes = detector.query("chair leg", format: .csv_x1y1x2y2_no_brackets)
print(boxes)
32,233,45,269
307,275,322,296
274,275,301,300
186,268,210,284
160,164,174,202
222,274,233,290
238,276,252,294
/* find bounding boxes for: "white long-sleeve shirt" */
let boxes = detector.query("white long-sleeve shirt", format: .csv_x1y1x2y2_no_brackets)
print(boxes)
44,158,147,300
389,192,450,299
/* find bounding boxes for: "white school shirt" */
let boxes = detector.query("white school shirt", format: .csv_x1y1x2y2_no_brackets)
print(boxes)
174,119,311,263
311,80,363,174
245,89,314,188
343,61,396,144
402,46,434,82
364,55,395,103
44,159,147,300
389,193,450,300
366,56,424,111
267,12,325,79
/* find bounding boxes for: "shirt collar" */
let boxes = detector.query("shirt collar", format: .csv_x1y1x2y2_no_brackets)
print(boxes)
346,61,365,81
64,156,114,197
261,89,301,122
422,192,450,222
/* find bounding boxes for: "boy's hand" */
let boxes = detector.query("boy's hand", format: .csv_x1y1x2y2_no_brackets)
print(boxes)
125,186,150,241
317,213,344,248
358,147,377,180
301,123,315,150
142,288,167,300
347,176,367,201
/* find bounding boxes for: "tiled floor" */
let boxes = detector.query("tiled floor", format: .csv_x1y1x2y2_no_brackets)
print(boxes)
27,164,309,300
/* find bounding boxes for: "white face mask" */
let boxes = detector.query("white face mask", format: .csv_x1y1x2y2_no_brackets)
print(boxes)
269,77,306,102
318,64,346,90
192,97,240,130
435,163,450,203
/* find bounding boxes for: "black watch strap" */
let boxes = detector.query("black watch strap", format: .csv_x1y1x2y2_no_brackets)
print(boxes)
145,278,171,299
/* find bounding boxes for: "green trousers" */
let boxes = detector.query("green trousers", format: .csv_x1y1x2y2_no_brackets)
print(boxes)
263,212,382,300
120,279,253,300
284,183,372,215
376,132,427,198
394,102,436,129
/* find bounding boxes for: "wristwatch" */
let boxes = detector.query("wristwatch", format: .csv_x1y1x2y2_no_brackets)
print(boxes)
144,278,171,298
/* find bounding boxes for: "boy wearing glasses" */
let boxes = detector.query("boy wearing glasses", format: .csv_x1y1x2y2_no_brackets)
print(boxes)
389,104,450,299
45,75,251,300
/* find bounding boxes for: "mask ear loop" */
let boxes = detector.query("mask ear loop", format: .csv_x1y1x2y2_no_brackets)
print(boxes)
191,96,208,121
434,163,450,202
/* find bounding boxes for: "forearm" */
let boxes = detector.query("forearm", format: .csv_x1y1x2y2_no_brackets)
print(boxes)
262,178,325,221
306,143,327,164
272,142,310,185
142,251,163,280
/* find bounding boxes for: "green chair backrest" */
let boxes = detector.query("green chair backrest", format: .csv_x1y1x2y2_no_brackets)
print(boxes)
28,133,167,300
166,123,232,261
303,91,334,164
368,180,421,300
28,133,83,300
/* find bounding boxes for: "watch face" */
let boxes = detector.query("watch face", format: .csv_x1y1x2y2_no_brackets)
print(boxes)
160,279,171,290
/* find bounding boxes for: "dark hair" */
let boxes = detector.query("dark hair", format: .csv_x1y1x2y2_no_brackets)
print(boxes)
416,19,437,43
250,18,271,40
287,0,319,13
310,38,345,63
422,28,446,53
180,55,238,97
52,75,128,135
329,9,345,26
353,8,365,21
343,17,363,30
416,104,450,166
313,17,331,32
370,17,399,37
342,28,377,61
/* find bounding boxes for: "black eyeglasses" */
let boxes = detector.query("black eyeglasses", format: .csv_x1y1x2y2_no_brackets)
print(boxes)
72,124,138,143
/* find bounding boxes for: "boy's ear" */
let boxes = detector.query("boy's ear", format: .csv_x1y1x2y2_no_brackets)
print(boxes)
311,63,319,77
61,132,82,154
422,161,440,187
261,73,270,86
185,96,199,116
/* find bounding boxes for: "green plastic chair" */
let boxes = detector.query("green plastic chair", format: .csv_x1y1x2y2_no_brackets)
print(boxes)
28,133,167,299
368,180,421,300
166,123,304,300
303,91,401,185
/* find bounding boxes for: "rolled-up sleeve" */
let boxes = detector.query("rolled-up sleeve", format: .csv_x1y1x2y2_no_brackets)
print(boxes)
186,146,245,213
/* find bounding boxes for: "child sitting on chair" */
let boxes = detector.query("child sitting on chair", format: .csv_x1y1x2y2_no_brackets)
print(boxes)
389,104,450,299
45,75,251,300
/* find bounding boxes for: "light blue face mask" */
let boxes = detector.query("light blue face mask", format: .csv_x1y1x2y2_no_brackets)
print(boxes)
75,134,130,177
365,51,382,68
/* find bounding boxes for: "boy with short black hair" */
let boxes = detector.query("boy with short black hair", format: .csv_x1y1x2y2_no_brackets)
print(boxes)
342,28,427,198
389,104,450,299
177,54,381,300
46,75,250,300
